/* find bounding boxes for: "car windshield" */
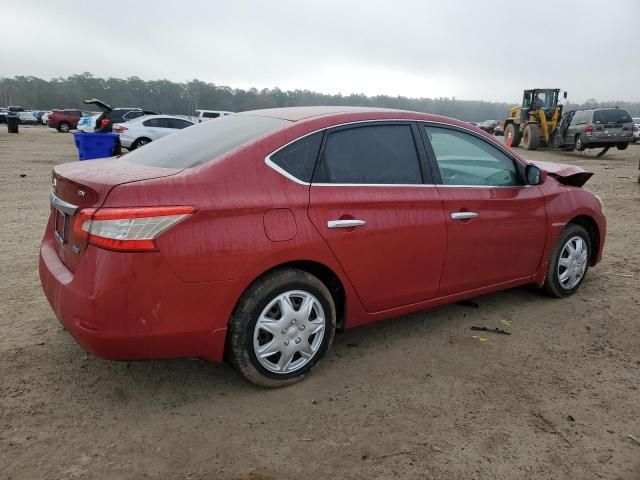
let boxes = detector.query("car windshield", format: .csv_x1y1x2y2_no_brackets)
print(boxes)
124,114,290,168
593,109,632,123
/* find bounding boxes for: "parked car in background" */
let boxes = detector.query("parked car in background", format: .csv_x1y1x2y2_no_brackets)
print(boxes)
0,108,6,124
195,109,233,123
7,106,24,116
633,117,640,143
76,113,101,132
113,115,195,150
47,109,92,132
40,107,606,387
41,111,52,125
17,111,39,125
493,123,504,136
554,107,635,151
478,120,500,134
83,98,157,132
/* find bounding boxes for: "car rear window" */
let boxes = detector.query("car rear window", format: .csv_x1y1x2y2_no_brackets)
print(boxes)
593,109,632,124
124,114,290,168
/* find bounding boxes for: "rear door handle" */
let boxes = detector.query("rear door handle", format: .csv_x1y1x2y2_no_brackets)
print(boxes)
327,219,366,229
450,212,478,220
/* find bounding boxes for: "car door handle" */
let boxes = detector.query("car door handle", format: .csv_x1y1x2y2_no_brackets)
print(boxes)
327,219,366,229
450,212,478,220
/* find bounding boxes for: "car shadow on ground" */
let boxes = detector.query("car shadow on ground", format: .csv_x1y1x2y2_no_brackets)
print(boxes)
50,284,545,405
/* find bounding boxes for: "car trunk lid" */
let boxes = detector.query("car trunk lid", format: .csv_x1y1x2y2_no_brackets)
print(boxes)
49,158,183,272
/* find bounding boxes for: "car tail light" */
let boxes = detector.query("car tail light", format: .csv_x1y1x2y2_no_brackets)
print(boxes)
101,118,110,128
74,206,196,252
585,126,593,136
113,125,127,133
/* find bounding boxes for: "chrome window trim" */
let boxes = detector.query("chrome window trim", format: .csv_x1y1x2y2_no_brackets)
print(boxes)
263,118,527,188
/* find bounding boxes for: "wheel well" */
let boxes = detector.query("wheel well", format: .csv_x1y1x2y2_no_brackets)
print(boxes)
246,260,346,329
568,215,600,264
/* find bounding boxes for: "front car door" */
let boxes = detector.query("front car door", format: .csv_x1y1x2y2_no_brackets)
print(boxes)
421,124,547,296
308,122,447,313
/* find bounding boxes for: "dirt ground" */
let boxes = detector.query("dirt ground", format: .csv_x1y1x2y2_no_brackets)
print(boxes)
1,126,639,480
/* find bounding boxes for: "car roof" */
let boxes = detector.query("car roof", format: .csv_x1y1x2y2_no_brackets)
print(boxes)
236,106,474,128
127,114,194,123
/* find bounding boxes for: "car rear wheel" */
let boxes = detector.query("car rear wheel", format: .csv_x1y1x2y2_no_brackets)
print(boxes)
57,122,70,133
543,224,591,298
616,143,628,151
227,269,336,387
131,138,151,150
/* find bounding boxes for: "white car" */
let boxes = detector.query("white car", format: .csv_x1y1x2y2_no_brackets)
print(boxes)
113,115,195,150
195,109,233,123
633,118,640,144
76,113,101,132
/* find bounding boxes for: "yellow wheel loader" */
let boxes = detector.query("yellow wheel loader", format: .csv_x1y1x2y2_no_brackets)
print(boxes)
503,88,566,150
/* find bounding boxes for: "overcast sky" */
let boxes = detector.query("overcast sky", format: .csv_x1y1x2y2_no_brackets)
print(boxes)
2,0,639,103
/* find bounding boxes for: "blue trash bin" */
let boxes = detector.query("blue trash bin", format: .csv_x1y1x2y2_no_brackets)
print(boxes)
73,132,120,160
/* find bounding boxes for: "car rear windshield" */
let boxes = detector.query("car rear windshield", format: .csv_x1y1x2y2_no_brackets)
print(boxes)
593,109,632,124
123,115,290,168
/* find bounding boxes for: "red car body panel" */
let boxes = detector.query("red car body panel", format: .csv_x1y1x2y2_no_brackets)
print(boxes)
39,107,606,362
435,185,547,295
47,110,85,130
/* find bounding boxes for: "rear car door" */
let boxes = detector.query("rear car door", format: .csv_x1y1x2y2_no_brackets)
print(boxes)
421,124,547,296
308,122,447,312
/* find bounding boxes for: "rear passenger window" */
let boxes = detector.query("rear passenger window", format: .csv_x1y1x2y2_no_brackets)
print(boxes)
270,132,323,183
314,125,422,184
168,118,193,129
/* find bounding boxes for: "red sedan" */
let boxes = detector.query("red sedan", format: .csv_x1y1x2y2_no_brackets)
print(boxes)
39,107,606,386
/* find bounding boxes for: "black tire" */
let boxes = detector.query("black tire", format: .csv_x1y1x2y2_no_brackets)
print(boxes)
522,123,540,150
131,137,151,150
227,268,336,387
575,134,586,152
542,224,591,298
616,143,628,151
505,123,521,147
57,122,70,133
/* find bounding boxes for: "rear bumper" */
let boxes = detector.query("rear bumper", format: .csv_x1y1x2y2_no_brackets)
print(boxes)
39,234,240,361
583,134,634,146
118,134,133,149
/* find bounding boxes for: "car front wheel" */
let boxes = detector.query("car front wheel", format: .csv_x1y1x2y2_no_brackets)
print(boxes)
543,224,591,298
227,269,336,387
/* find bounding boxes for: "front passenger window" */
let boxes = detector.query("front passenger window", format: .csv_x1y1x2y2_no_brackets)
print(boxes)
424,126,521,187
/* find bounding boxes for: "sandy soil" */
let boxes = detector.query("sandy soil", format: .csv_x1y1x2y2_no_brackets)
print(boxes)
1,126,639,480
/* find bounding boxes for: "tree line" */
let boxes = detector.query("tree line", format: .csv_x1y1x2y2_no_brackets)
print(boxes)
1,73,638,121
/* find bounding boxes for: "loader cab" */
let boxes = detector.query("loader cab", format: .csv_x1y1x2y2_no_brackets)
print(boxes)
522,89,560,112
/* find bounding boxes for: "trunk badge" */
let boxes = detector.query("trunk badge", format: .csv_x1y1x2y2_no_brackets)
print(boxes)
77,189,86,198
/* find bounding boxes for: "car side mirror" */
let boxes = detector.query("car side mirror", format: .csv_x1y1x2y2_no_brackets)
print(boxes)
564,91,568,99
525,164,545,185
